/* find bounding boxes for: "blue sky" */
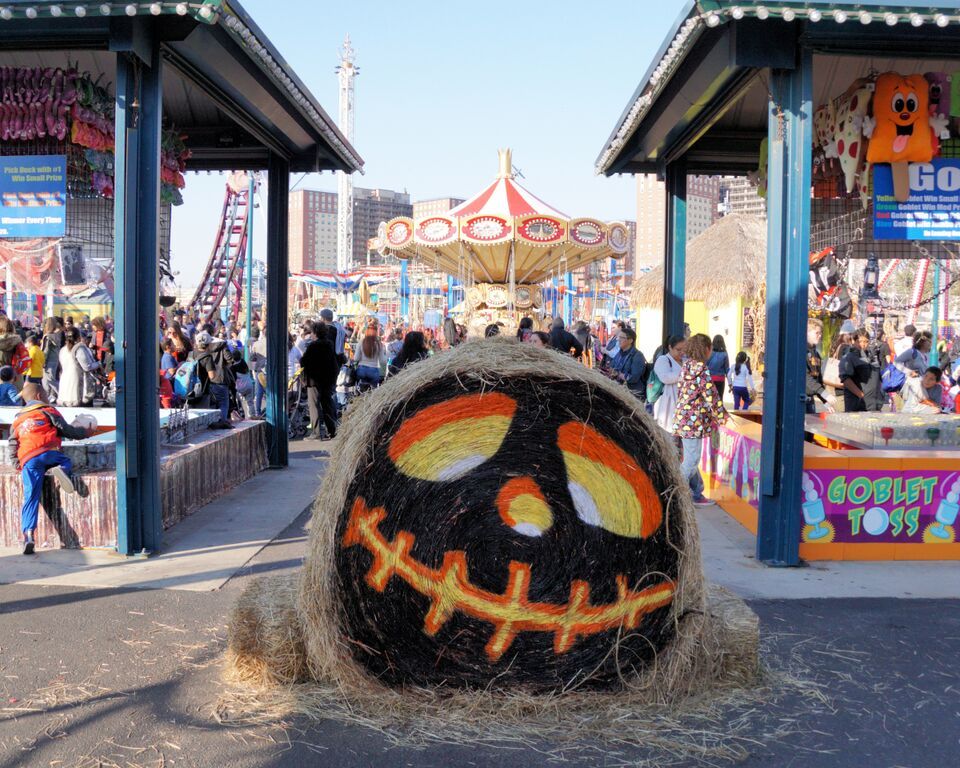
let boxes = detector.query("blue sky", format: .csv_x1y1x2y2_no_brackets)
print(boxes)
170,0,689,286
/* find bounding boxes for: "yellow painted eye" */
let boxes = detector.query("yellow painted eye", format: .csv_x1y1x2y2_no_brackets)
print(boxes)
388,393,517,481
557,421,663,539
497,477,553,537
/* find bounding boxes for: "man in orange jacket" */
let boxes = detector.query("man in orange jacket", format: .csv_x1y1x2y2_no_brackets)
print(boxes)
6,383,94,554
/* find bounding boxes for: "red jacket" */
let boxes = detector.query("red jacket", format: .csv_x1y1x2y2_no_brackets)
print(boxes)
7,403,88,468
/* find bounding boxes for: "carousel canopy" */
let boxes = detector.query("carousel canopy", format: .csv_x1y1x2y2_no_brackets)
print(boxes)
375,149,629,285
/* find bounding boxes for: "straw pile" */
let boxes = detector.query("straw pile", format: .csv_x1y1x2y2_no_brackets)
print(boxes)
229,339,758,706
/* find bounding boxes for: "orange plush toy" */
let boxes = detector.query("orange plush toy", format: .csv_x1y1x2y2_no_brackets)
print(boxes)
865,72,935,201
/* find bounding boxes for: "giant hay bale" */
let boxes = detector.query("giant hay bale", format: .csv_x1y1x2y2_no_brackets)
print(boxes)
229,340,757,699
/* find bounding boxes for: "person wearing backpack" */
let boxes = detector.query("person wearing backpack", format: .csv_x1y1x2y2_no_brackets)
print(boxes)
0,316,30,384
194,331,235,429
652,334,685,432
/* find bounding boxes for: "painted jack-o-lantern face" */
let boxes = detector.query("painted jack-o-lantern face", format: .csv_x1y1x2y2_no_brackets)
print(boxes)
336,377,683,690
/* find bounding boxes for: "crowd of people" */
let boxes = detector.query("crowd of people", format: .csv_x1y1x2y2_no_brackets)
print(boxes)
806,318,960,416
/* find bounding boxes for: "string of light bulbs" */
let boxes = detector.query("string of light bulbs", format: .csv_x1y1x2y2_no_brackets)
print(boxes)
0,2,218,21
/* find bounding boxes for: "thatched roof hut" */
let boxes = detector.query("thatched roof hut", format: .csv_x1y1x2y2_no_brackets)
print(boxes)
631,214,766,308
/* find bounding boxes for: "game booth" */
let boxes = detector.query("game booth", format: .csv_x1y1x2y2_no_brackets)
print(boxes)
598,1,960,563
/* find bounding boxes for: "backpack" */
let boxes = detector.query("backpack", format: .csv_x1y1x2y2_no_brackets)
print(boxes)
173,360,200,400
646,367,664,404
881,363,906,393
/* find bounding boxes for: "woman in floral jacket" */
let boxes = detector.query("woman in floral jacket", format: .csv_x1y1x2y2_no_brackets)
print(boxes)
673,333,728,505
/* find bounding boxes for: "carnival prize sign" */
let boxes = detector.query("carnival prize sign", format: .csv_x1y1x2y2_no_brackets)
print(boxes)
0,155,66,238
874,158,960,240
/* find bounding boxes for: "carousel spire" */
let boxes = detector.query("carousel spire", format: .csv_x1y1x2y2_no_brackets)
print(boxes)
497,148,514,180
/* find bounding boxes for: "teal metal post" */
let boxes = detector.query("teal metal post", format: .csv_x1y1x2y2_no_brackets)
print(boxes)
446,275,454,312
932,260,941,351
663,159,687,342
563,272,574,325
757,50,813,566
245,174,254,362
399,259,409,317
265,155,290,468
114,45,162,555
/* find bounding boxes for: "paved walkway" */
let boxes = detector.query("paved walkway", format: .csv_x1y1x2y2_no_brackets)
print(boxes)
0,447,327,591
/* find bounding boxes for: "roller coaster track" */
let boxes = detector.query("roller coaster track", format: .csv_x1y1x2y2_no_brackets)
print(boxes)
189,180,250,323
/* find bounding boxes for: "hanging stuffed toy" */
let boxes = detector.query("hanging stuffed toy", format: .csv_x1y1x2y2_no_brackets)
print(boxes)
864,72,936,201
833,78,874,194
924,72,952,150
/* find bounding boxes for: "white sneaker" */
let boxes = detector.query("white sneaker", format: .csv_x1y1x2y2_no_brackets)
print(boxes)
49,466,77,495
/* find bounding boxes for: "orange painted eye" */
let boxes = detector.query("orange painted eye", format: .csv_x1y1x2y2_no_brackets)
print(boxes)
388,393,517,481
557,421,663,539
497,477,553,537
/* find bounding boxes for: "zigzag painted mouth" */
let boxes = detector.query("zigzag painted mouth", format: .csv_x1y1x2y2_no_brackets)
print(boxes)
342,498,675,661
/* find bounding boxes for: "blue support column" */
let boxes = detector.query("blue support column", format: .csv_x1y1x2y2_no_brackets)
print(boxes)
663,159,687,342
244,174,255,362
399,259,409,318
757,50,813,566
446,275,454,312
265,154,290,468
114,46,162,555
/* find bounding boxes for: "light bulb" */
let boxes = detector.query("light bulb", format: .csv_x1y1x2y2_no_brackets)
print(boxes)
782,8,795,22
75,4,86,15
25,6,37,17
730,6,744,20
0,7,11,20
175,2,186,13
50,4,63,15
124,3,136,15
808,8,821,22
99,3,111,14
755,5,769,20
150,2,162,14
910,13,924,27
936,14,949,27
859,11,872,24
884,13,898,26
198,4,213,19
833,9,847,23
705,12,720,27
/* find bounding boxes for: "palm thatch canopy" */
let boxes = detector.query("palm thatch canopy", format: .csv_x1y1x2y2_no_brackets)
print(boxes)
632,214,766,309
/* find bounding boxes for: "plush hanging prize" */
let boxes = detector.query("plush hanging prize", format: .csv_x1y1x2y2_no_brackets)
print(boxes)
833,79,873,194
865,72,936,201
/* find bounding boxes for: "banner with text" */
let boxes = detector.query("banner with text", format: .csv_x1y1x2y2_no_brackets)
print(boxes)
873,159,960,240
800,469,960,545
0,155,66,238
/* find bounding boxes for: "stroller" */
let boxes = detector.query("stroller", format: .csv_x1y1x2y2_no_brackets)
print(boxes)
287,368,310,440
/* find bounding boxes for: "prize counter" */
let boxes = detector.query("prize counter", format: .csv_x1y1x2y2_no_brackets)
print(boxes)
700,412,960,561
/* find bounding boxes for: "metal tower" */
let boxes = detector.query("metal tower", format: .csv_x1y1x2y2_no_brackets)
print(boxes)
336,35,357,274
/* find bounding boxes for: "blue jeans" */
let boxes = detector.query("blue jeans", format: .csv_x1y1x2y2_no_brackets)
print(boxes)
680,437,704,499
209,383,230,422
21,450,72,536
253,372,266,416
732,386,752,410
356,365,382,387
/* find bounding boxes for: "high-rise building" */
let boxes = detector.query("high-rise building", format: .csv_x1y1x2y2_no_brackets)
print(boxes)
289,189,339,273
353,187,412,267
718,176,766,217
413,197,465,219
634,174,721,269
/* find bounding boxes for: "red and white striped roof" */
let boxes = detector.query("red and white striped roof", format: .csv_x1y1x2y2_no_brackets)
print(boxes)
447,149,568,220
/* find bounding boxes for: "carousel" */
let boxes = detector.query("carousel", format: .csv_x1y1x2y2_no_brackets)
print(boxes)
376,149,629,333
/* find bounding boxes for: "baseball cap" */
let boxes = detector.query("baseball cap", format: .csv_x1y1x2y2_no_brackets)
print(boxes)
195,331,213,348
